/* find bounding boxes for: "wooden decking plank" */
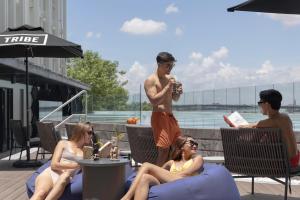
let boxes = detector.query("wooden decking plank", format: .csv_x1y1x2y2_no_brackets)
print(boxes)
0,173,28,193
0,162,299,200
237,181,300,199
0,173,30,198
5,184,28,200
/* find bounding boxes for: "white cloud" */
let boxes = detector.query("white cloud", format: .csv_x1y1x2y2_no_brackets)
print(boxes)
175,27,183,36
172,47,299,92
189,52,202,62
165,3,179,14
261,13,300,27
217,63,241,80
256,60,274,75
212,46,228,59
123,61,149,93
202,57,215,68
85,31,93,38
120,18,167,35
123,47,300,96
85,31,101,39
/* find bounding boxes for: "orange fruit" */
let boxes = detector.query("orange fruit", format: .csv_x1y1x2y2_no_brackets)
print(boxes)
133,117,139,123
127,117,135,124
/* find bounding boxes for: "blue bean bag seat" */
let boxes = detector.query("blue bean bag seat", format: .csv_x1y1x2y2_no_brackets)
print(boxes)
125,163,240,200
26,161,82,200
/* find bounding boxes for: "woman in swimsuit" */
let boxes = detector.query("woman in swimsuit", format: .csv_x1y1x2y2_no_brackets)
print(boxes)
30,122,93,200
121,135,204,200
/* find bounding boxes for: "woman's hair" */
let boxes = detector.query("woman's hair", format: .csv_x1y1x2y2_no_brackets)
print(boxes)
69,122,91,143
171,135,192,161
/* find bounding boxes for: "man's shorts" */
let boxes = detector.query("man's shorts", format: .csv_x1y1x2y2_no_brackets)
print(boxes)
290,150,300,168
151,112,181,148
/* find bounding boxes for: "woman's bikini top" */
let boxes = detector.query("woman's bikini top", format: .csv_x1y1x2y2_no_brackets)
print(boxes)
169,158,195,174
61,141,83,163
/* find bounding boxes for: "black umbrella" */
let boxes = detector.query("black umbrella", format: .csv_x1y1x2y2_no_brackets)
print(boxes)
228,0,300,15
0,25,83,167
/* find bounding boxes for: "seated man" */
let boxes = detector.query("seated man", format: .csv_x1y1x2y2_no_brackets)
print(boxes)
242,89,299,167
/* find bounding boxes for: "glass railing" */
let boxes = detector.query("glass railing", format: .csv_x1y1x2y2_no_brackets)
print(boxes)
87,81,300,130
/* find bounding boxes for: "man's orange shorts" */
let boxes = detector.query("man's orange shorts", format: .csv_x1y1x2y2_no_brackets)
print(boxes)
151,112,181,148
290,150,300,168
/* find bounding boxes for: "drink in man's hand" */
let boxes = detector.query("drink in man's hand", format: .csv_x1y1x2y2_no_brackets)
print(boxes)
173,81,182,95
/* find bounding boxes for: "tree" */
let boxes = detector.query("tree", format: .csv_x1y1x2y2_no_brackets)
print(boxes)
67,51,128,112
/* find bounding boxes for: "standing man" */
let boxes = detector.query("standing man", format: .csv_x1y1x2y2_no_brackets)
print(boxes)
144,52,183,166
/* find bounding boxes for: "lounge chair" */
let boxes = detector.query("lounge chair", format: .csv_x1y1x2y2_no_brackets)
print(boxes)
220,128,300,200
36,122,60,158
9,119,41,160
126,125,158,165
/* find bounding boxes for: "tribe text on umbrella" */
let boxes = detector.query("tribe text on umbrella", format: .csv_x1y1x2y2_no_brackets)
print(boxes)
0,34,48,46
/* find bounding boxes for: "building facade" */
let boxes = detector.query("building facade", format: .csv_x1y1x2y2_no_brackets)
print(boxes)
0,0,67,75
0,0,88,153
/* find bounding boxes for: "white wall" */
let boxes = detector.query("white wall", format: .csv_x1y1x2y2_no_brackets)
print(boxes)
0,79,31,126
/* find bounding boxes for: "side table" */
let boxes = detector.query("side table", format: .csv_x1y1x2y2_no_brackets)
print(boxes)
78,158,129,200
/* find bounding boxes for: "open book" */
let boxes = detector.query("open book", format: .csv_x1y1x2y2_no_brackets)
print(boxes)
98,141,112,158
223,111,249,127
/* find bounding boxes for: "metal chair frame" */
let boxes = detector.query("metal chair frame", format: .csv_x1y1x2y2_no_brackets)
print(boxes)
221,128,300,200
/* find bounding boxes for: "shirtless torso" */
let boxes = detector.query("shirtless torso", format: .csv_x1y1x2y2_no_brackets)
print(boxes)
255,113,298,159
144,73,181,113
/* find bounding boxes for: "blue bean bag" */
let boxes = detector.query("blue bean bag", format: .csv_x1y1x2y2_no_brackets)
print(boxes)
125,163,240,200
26,161,82,200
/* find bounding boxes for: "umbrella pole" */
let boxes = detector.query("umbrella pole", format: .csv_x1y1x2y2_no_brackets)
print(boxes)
13,48,42,168
25,50,30,161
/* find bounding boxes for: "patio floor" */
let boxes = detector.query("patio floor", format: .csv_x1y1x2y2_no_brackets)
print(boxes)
0,151,299,200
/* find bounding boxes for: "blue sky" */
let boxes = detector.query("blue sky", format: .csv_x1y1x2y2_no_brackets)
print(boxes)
67,0,300,94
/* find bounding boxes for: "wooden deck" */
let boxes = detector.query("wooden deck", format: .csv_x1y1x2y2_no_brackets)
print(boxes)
0,159,299,200
0,160,35,200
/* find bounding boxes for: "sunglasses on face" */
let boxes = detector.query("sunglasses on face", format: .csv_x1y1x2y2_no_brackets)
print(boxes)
87,130,94,135
186,140,198,147
257,101,265,105
159,62,175,69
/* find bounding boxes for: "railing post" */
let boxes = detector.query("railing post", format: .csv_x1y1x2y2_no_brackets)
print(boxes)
85,92,88,121
140,84,142,123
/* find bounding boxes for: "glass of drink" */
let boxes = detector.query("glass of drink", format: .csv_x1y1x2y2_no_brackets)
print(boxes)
173,81,182,95
110,136,119,160
83,146,93,159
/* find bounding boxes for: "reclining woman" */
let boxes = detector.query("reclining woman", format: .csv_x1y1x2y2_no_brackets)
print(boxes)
121,135,204,200
30,122,93,200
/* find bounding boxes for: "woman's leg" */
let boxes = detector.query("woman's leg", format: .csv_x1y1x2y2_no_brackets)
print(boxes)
30,170,54,200
121,162,180,200
134,174,160,200
45,171,71,200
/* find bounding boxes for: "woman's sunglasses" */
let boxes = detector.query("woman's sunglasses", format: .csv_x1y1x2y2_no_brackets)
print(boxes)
87,130,94,135
186,140,198,147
